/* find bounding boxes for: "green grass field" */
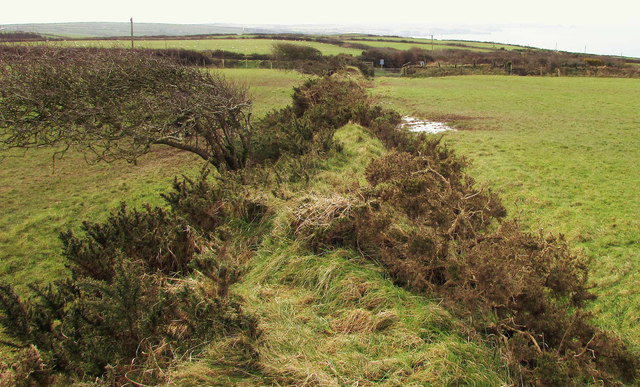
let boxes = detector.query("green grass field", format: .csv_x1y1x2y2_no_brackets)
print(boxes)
372,75,640,347
437,39,526,51
31,38,363,56
345,36,523,51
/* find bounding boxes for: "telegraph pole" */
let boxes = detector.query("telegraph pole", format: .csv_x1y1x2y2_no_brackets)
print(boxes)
130,18,134,49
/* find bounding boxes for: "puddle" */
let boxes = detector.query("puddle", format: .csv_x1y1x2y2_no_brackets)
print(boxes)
401,116,455,134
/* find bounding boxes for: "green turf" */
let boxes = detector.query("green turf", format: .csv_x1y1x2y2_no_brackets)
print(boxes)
216,68,308,116
372,75,640,348
437,40,526,51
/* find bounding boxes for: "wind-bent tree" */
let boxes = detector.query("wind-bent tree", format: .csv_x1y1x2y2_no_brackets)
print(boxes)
0,47,252,170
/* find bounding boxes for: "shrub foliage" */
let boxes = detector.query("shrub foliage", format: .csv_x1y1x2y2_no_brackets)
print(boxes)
0,174,262,385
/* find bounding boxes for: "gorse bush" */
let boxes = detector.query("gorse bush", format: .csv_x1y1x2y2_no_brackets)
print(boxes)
269,41,374,77
1,60,637,385
60,203,205,280
162,168,267,234
0,72,373,385
0,172,262,385
252,74,371,162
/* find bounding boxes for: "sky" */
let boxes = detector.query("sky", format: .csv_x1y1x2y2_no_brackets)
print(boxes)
2,0,640,57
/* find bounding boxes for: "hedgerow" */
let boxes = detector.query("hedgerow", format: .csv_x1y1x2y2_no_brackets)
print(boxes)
291,111,639,384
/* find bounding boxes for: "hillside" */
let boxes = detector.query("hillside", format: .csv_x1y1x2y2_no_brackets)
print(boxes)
1,22,245,37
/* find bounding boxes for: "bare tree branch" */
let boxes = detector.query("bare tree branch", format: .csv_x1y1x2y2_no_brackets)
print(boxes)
0,46,253,170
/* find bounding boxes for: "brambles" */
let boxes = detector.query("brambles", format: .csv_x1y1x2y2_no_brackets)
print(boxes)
0,46,252,170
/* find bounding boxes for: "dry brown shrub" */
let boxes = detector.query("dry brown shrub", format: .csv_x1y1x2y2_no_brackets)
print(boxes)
293,133,638,384
0,345,53,387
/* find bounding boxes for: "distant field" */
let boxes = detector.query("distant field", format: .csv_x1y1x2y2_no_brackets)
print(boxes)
345,39,493,52
0,68,306,292
344,36,522,51
32,38,363,56
437,39,525,51
372,75,640,348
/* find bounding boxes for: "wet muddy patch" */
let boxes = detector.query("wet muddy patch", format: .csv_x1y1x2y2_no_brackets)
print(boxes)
401,116,456,134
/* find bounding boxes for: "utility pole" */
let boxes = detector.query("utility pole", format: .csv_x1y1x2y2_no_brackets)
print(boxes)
431,34,434,52
130,18,134,49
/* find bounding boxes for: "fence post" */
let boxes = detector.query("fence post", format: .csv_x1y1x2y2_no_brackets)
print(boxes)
130,18,134,49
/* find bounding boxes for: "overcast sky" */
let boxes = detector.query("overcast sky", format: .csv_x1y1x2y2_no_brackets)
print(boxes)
3,0,640,56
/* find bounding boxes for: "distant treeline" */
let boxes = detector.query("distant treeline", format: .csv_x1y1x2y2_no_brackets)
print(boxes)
3,31,638,78
0,31,60,42
407,49,640,77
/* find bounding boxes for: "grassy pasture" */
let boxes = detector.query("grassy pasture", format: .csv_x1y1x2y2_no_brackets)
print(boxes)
438,39,525,51
372,75,640,347
346,39,493,52
0,68,305,292
345,36,522,51
29,38,363,56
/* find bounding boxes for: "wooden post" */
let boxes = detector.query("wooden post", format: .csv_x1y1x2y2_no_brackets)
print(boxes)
557,68,561,77
270,60,273,69
222,59,225,68
245,57,248,69
130,18,134,49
